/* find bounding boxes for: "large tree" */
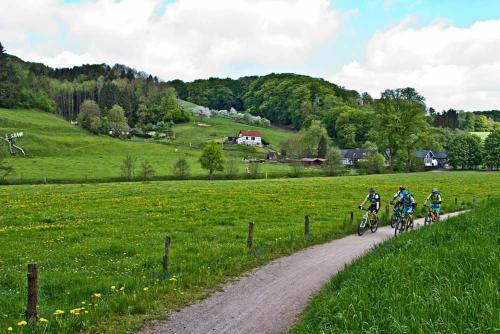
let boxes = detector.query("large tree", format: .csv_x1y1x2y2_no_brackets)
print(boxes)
373,88,431,171
483,129,500,170
447,132,482,169
107,104,129,134
199,142,225,180
77,100,102,133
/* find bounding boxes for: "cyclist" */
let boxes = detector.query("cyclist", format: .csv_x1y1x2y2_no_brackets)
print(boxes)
359,188,380,221
390,185,405,211
423,188,442,220
398,190,416,225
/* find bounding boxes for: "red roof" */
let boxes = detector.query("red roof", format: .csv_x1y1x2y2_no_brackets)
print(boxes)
239,130,261,137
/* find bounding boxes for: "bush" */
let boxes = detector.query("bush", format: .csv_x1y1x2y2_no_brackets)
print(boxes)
225,158,240,179
322,148,344,176
120,153,136,181
139,161,155,181
248,162,260,179
172,157,190,180
290,162,303,178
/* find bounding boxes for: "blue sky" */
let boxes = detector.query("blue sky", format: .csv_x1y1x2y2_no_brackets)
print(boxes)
1,0,500,110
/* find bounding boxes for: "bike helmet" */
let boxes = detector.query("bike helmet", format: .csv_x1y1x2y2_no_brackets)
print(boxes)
368,188,376,193
402,190,409,196
432,188,438,193
399,185,405,191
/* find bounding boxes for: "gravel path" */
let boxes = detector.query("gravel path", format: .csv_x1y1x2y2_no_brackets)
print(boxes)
140,211,465,334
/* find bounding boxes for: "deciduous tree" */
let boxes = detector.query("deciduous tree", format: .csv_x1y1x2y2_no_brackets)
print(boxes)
199,143,225,180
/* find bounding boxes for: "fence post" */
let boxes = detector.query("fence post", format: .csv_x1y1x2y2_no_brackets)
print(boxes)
385,205,390,215
162,236,171,272
473,197,477,205
350,211,354,225
25,263,38,320
247,222,255,248
304,215,309,239
455,197,458,205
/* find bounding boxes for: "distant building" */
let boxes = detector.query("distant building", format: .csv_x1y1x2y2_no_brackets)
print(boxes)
301,158,326,166
236,130,262,146
267,152,278,160
340,149,368,166
415,150,448,168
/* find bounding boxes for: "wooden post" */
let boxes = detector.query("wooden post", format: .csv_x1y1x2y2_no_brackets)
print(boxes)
473,197,477,205
350,211,354,225
385,205,390,215
162,236,171,272
304,215,309,239
247,222,255,248
25,263,38,320
455,197,458,205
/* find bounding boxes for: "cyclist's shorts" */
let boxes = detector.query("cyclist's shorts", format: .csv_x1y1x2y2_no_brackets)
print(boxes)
430,203,441,212
368,204,379,213
402,206,413,214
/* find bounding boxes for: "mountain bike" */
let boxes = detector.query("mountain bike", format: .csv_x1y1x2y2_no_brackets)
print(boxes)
424,205,440,225
358,208,379,236
390,204,402,228
394,212,414,236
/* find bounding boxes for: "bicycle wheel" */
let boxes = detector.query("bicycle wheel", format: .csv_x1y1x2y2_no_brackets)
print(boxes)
424,213,431,225
358,217,367,236
390,213,398,228
394,220,400,236
370,217,379,233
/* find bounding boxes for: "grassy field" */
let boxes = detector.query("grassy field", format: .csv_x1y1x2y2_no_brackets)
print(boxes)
293,200,499,333
0,108,295,183
0,172,498,333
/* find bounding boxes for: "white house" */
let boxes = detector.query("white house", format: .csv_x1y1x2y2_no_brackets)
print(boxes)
236,130,262,146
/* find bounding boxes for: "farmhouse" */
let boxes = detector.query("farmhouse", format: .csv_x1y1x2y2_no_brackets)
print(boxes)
340,149,368,166
415,150,448,168
301,158,326,166
236,130,262,146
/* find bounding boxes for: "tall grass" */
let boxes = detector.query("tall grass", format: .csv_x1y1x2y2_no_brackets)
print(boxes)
293,199,500,334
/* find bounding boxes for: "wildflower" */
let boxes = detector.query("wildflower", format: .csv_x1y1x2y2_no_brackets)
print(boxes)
39,317,49,323
17,320,27,326
110,286,116,290
143,287,149,292
53,309,65,315
93,293,102,298
81,301,86,305
7,327,13,332
70,308,82,315
119,287,125,291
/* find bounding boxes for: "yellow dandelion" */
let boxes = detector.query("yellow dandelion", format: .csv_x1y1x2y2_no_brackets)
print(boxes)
7,327,13,332
17,320,27,326
143,287,149,292
53,309,65,315
93,293,102,298
110,286,116,290
81,301,86,305
39,318,49,323
120,287,125,291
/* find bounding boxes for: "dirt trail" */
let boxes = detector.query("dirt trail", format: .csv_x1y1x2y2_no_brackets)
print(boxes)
140,211,465,334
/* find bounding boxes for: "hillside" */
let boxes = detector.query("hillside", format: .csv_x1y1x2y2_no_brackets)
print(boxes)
293,201,499,333
0,108,294,182
0,172,497,333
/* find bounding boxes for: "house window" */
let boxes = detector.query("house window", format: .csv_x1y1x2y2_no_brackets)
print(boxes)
251,136,255,140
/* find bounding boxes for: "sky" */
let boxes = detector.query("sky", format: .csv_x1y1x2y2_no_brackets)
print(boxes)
1,0,500,111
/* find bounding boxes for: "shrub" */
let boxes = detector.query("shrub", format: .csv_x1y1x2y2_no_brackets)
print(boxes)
172,157,190,180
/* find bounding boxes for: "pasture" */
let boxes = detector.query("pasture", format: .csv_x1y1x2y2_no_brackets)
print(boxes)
293,200,499,333
0,171,498,333
0,108,295,183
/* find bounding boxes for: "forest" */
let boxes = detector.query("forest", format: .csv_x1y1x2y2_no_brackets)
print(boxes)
1,41,499,171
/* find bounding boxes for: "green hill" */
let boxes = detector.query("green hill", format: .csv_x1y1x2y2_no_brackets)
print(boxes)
0,108,294,182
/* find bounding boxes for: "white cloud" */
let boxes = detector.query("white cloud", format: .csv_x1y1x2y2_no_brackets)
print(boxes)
331,18,500,111
0,0,343,80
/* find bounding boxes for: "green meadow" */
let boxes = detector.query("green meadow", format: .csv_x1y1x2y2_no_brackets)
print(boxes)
293,199,499,334
0,171,498,333
0,108,296,183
